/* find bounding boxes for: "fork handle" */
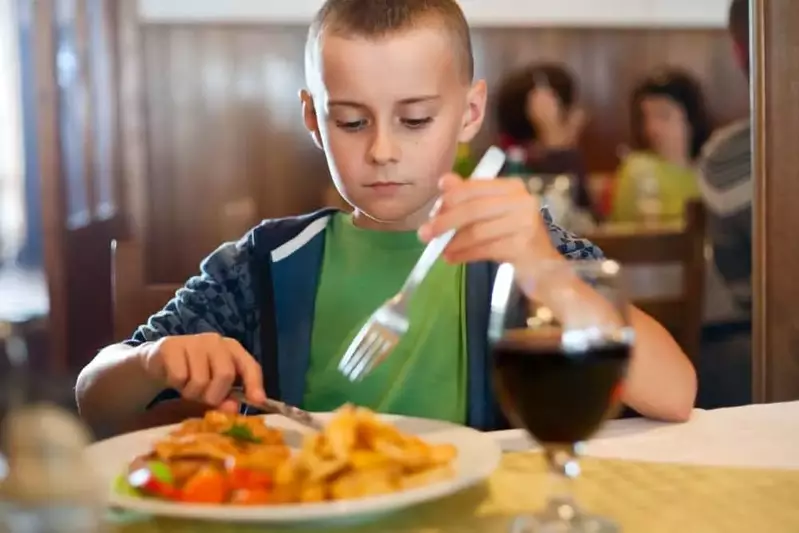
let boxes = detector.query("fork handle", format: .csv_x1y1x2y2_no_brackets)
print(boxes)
399,230,456,297
398,147,506,300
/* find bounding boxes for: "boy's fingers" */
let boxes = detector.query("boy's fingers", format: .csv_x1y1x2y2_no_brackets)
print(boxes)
218,398,240,414
182,350,211,401
161,346,189,390
420,195,534,241
445,214,526,256
444,233,530,265
437,173,463,191
227,340,267,404
204,348,237,406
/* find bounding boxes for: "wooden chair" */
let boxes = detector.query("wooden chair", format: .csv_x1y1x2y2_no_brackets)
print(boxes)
111,239,181,341
586,200,707,363
111,240,205,433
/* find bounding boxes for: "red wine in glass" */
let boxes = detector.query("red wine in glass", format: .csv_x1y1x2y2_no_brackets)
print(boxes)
493,335,630,445
489,260,632,533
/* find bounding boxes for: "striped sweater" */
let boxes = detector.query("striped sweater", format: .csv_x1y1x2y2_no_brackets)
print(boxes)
698,119,752,314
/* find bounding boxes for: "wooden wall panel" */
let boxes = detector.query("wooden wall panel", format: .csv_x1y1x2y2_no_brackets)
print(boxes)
141,25,330,281
27,0,124,372
137,24,749,282
753,0,799,402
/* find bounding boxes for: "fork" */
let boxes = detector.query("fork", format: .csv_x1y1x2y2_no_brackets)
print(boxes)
338,146,507,381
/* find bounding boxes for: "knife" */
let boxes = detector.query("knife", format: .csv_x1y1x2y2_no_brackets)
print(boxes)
229,389,323,431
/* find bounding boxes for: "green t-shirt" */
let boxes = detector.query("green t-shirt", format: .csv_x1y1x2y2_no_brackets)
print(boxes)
303,213,467,423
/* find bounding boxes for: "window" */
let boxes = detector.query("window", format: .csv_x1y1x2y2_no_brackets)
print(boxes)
0,0,25,263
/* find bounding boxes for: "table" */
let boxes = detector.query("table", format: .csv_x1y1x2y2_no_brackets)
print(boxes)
495,401,799,470
108,402,799,532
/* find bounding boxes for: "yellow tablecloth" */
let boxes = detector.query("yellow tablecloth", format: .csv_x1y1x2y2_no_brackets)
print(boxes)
110,452,799,533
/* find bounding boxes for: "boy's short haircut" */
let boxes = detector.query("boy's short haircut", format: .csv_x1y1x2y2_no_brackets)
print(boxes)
305,0,474,88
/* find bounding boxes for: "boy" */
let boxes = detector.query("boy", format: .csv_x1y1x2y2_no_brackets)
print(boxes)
76,0,696,434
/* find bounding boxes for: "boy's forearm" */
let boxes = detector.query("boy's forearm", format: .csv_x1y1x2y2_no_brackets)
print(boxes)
75,343,166,434
520,262,697,422
546,283,697,421
623,307,697,422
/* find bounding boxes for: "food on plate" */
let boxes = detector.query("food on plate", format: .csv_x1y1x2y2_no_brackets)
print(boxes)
120,405,457,505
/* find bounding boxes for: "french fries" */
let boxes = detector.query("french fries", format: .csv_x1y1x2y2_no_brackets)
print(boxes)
271,405,458,502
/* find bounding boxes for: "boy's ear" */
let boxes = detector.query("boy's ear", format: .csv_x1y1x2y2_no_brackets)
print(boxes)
458,79,488,143
300,89,324,150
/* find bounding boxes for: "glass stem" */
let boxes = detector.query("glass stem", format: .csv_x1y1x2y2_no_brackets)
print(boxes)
544,443,582,523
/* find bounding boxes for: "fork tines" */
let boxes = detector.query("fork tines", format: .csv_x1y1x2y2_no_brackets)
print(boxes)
337,309,405,381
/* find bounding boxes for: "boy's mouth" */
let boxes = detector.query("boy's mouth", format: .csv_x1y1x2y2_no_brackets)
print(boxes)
365,182,409,190
363,182,410,197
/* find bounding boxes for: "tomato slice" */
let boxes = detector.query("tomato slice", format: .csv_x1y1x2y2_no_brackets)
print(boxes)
227,467,273,491
127,466,180,500
247,470,273,490
181,468,228,504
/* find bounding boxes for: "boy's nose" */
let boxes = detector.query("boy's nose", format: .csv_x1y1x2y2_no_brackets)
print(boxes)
368,127,400,165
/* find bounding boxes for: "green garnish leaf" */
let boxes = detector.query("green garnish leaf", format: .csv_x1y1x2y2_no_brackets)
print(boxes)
146,460,174,484
222,424,262,444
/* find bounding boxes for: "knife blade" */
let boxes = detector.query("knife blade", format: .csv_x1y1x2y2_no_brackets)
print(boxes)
229,389,323,431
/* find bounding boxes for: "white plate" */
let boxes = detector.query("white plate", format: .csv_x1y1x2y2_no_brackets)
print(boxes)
85,413,502,524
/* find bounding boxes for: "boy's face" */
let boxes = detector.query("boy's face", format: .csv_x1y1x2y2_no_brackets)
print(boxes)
302,25,486,230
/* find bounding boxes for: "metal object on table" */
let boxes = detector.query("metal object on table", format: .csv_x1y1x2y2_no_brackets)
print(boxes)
337,146,507,382
229,389,323,431
0,322,104,533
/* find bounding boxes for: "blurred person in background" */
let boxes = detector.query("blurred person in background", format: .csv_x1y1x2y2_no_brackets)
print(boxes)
698,0,751,315
609,68,711,223
695,0,752,408
495,63,593,215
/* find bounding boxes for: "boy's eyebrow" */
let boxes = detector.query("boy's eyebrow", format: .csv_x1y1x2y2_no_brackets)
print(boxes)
327,100,367,109
396,95,441,105
327,95,441,108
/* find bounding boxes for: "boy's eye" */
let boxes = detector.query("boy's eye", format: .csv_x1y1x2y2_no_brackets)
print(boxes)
401,117,433,129
335,119,368,132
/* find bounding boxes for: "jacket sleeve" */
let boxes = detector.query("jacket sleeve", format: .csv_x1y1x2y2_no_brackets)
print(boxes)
123,237,259,353
543,208,605,260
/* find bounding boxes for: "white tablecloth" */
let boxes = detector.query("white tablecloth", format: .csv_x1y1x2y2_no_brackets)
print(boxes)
491,401,799,470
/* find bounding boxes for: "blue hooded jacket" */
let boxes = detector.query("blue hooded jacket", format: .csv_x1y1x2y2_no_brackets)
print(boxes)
125,208,602,430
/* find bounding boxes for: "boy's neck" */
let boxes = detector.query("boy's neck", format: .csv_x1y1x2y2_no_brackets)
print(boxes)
351,200,435,232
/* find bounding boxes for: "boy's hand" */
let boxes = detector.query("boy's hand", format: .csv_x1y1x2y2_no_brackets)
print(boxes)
418,175,563,280
139,333,267,412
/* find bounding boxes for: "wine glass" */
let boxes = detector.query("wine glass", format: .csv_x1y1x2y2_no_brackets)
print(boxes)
489,259,633,533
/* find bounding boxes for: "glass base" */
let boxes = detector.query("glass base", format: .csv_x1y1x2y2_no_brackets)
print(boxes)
510,512,618,533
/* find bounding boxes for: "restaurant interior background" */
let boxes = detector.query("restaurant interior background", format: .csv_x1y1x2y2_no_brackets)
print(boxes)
1,0,798,411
